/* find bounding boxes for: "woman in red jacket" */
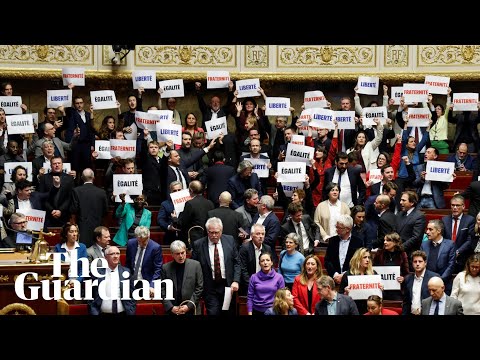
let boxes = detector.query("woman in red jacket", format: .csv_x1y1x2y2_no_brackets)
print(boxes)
292,255,323,315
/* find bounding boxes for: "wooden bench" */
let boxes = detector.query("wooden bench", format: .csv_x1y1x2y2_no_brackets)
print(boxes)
57,298,165,315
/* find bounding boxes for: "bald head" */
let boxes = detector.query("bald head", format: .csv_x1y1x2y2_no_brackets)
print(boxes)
428,276,444,287
82,168,94,182
427,276,445,300
219,191,232,206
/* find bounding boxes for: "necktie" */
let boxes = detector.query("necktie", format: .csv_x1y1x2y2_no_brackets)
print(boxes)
296,223,305,254
214,243,221,282
133,247,145,280
101,248,105,257
111,270,118,313
176,167,185,188
414,127,420,145
337,172,342,188
433,300,439,315
338,129,344,152
452,217,458,242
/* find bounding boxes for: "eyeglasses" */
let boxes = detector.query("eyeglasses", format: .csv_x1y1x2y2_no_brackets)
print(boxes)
106,252,120,256
13,220,28,225
451,204,463,207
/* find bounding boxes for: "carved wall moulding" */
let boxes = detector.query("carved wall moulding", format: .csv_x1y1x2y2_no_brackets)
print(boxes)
0,45,93,65
384,45,409,67
277,46,376,67
418,45,480,66
245,45,268,68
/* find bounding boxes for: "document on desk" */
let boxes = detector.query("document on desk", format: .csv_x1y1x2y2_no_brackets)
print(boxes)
222,287,232,310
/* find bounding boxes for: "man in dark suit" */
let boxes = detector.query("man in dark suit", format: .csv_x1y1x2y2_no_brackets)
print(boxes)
3,180,47,220
323,152,366,207
161,240,203,315
37,156,75,227
249,195,280,263
88,246,136,315
227,160,263,209
280,202,320,255
446,143,476,171
31,140,55,188
315,275,359,315
461,180,480,217
194,81,234,129
370,195,397,249
70,168,108,248
192,217,240,315
125,226,163,293
370,161,415,197
202,151,235,207
238,223,271,295
324,214,364,285
140,140,163,206
157,181,183,245
176,180,214,248
403,250,440,315
421,276,463,315
442,194,475,272
207,191,248,248
395,191,426,262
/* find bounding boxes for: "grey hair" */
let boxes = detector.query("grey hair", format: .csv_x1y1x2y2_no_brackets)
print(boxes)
170,240,187,253
237,160,253,174
260,195,275,210
286,232,300,245
169,180,182,191
134,226,150,239
205,217,223,230
250,223,265,234
337,214,353,229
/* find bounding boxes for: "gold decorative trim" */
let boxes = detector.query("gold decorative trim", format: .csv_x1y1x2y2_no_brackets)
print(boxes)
0,45,93,65
102,45,127,66
135,45,236,67
0,275,9,282
277,46,376,67
418,45,480,66
245,45,268,68
13,273,65,282
384,45,409,67
3,69,480,81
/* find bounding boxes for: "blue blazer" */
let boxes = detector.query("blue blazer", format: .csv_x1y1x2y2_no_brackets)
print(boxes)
113,203,151,246
402,269,440,315
446,153,476,171
442,214,475,258
125,238,163,287
421,239,456,292
413,163,449,209
53,242,88,282
227,173,263,209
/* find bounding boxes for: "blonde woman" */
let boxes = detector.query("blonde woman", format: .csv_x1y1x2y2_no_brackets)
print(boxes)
264,287,298,315
451,254,480,315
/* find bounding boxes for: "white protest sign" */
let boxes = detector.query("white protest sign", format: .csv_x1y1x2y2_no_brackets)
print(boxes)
23,209,46,232
123,122,137,141
357,76,379,95
62,67,85,86
90,90,117,110
94,140,112,159
135,111,160,131
453,93,479,111
159,79,184,98
298,109,317,137
347,274,383,300
285,143,314,166
113,174,143,197
277,162,306,183
391,86,404,105
249,158,270,178
281,182,304,198
265,97,291,116
407,107,431,127
205,116,227,140
334,111,356,130
310,108,335,130
47,89,72,108
304,91,327,109
170,189,192,215
368,168,382,184
425,75,450,95
4,162,32,182
132,70,156,89
147,110,173,122
156,122,182,145
425,160,455,182
109,139,137,159
403,83,429,103
42,162,71,174
373,266,401,290
291,134,305,146
114,194,133,203
207,71,230,89
0,96,22,114
361,106,388,126
6,114,34,134
235,78,260,98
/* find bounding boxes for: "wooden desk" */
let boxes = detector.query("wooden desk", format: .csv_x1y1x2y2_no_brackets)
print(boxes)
0,252,69,315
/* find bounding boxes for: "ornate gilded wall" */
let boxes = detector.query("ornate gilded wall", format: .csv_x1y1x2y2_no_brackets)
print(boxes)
0,45,478,136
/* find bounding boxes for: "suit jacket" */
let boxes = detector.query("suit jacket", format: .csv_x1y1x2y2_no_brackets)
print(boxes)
315,293,359,315
196,89,233,127
125,238,163,287
461,181,480,217
88,264,136,315
208,206,248,246
161,258,204,315
323,166,366,206
239,241,272,290
442,214,475,267
280,215,320,255
157,199,180,244
4,192,47,218
421,239,456,291
192,234,241,293
87,244,105,268
446,153,476,171
202,162,236,206
112,204,151,247
448,110,480,151
227,173,263,209
421,295,464,315
141,154,162,193
177,195,214,246
413,163,449,209
292,275,321,315
402,269,439,315
372,210,397,249
37,172,75,223
65,107,96,145
395,209,426,255
28,135,74,158
71,183,108,248
324,234,364,277
250,211,281,262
